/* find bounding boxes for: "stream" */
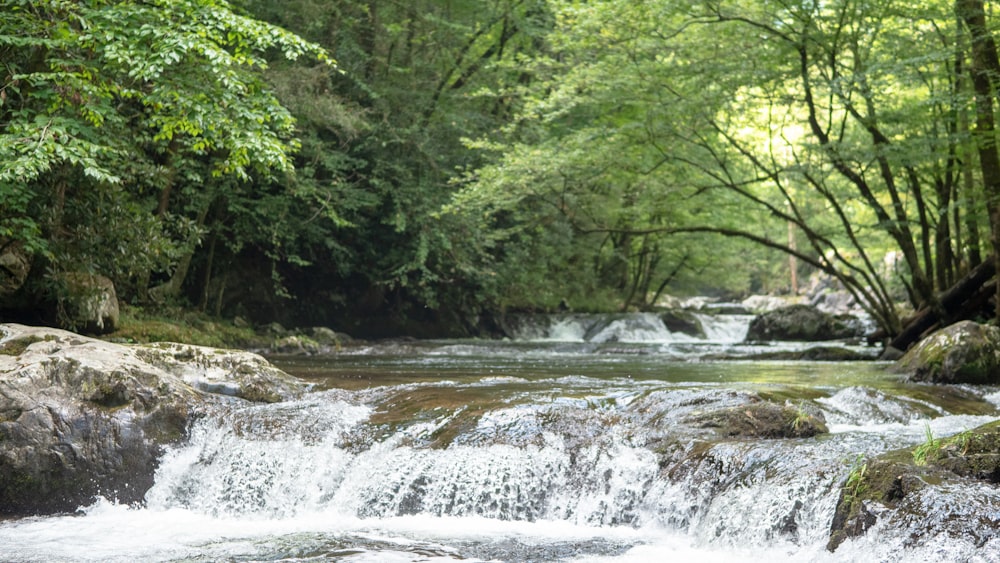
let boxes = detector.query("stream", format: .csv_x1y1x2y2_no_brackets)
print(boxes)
2,312,999,561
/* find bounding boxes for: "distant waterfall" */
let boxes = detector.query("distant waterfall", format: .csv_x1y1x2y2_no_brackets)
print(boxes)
506,312,751,344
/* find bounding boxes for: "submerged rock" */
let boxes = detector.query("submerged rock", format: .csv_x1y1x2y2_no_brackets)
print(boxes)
706,346,875,362
0,324,306,516
892,321,1000,384
745,304,864,342
827,420,1000,552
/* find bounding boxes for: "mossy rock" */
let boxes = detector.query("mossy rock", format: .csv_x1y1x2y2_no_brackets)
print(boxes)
827,420,1000,551
688,399,828,439
893,321,1000,384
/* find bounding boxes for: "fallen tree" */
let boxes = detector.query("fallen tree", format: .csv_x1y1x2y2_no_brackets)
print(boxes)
887,260,996,353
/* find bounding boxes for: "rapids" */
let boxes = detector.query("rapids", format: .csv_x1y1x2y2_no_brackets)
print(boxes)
2,313,999,562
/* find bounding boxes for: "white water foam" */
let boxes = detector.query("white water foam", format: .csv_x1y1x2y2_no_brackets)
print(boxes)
694,313,754,343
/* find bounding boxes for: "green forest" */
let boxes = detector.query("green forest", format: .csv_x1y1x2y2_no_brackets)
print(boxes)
3,0,1000,341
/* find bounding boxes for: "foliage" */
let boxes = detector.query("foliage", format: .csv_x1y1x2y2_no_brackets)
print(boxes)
0,0,329,307
108,305,262,348
224,0,556,330
447,0,1000,332
7,0,1000,336
844,455,869,499
912,424,942,466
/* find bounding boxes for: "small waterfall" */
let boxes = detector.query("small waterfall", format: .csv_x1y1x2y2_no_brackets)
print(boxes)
141,379,964,550
146,396,663,528
3,348,998,562
506,312,752,345
692,313,753,343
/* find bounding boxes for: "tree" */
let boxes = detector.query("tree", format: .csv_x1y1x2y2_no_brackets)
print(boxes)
0,0,329,314
449,0,994,337
227,0,554,333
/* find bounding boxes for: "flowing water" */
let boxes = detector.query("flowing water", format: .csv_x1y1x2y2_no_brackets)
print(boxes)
2,313,1000,562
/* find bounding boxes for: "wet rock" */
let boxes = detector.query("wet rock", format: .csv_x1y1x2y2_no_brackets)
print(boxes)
659,310,705,338
61,272,119,334
745,304,864,342
827,420,1000,552
688,399,828,439
271,334,321,355
0,324,306,516
892,321,1000,384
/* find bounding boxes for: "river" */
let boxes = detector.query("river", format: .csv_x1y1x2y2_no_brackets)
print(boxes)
1,312,999,562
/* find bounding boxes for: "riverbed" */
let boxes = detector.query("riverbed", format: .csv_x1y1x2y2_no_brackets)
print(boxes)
1,317,999,562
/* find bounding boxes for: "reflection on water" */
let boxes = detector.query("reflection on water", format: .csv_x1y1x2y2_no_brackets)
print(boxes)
1,338,999,562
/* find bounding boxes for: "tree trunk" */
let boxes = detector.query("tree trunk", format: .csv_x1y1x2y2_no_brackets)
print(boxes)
889,258,996,351
957,0,1000,321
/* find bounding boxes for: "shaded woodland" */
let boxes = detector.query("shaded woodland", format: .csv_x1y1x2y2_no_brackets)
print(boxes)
4,0,1000,343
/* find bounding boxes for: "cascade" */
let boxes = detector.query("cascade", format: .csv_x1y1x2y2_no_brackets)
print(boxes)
1,343,998,562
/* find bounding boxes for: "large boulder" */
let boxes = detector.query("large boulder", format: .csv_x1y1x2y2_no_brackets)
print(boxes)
0,324,307,516
61,272,120,334
745,304,864,342
827,420,1000,552
0,240,30,300
892,321,1000,384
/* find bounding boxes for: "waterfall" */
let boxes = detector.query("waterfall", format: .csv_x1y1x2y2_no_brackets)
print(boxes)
2,347,998,562
507,312,750,345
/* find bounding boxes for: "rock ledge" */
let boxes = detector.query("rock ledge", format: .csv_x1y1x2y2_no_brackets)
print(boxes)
0,323,306,515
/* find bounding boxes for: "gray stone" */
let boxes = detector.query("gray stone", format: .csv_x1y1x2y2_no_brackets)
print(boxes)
309,326,352,347
689,399,828,439
0,324,306,516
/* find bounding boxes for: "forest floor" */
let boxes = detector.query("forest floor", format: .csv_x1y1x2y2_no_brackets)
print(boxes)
103,305,267,349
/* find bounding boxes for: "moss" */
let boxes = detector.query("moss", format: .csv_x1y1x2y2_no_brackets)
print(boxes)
0,334,55,356
829,420,1000,551
690,400,828,439
103,305,264,348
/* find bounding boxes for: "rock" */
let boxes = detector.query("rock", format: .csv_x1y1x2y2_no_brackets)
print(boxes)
878,346,905,362
688,399,828,439
271,334,320,355
811,290,857,316
892,321,1000,384
706,304,751,315
827,420,1000,552
263,322,287,336
0,324,306,516
309,326,352,347
745,304,864,342
61,272,119,334
741,295,801,313
747,346,876,362
660,310,705,338
0,240,30,299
